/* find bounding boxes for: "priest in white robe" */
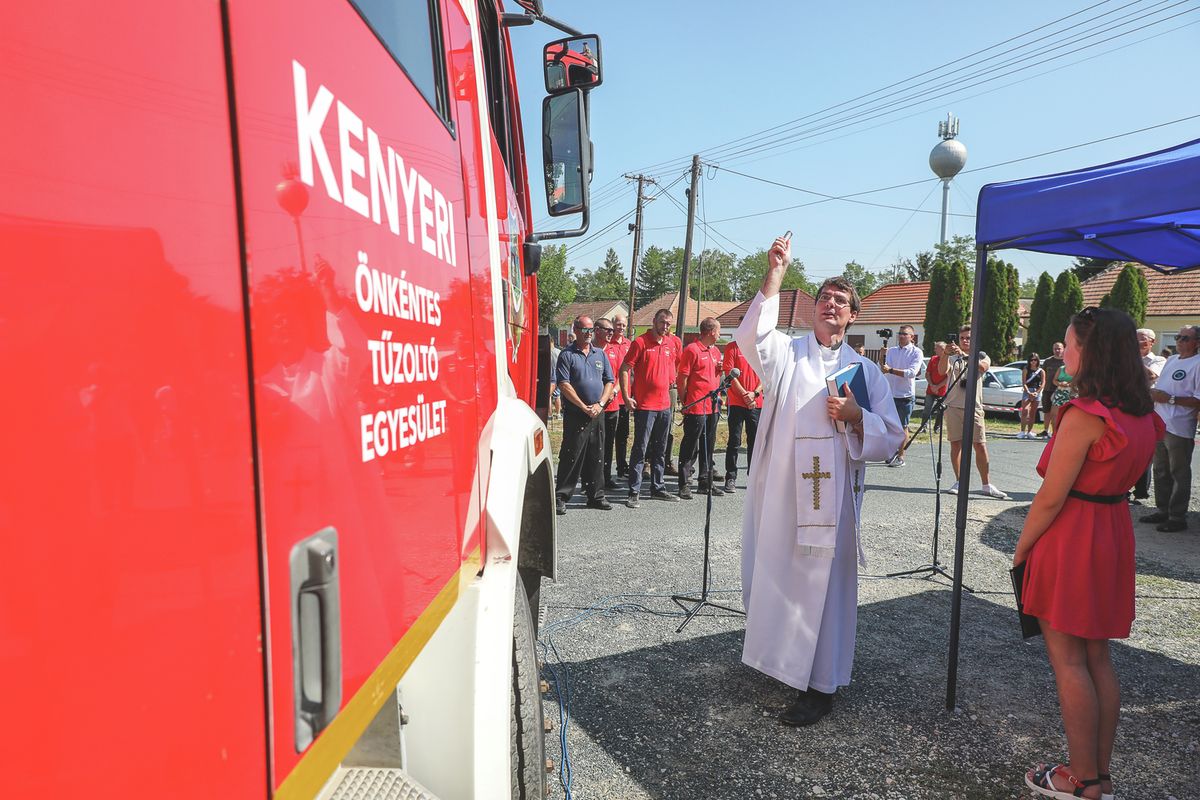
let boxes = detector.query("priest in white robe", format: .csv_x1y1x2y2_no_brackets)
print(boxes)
734,234,904,726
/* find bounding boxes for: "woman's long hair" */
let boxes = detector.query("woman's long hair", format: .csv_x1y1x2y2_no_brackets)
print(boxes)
1024,353,1041,380
1070,307,1154,415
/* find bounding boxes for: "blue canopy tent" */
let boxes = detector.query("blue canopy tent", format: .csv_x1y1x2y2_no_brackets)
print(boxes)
945,137,1200,709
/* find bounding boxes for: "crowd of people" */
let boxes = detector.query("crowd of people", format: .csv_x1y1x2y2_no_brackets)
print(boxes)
547,231,1194,799
551,308,762,514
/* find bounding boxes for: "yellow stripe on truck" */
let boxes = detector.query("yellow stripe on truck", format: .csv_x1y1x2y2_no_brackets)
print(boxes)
276,548,481,799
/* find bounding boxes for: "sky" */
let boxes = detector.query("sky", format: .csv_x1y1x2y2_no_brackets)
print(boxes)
509,0,1200,287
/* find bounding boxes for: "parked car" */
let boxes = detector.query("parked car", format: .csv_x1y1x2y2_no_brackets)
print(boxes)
915,365,1031,418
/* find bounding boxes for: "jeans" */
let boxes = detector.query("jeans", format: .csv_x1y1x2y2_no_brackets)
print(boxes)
1152,431,1195,522
893,396,914,429
628,408,671,495
725,405,760,481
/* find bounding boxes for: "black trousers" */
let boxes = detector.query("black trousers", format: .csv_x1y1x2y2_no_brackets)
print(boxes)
679,412,718,489
556,407,605,503
725,405,760,481
603,408,630,479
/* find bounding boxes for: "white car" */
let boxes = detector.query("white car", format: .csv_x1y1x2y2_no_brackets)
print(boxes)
915,364,1029,417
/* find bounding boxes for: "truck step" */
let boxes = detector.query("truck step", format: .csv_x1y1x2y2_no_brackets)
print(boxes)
321,767,438,800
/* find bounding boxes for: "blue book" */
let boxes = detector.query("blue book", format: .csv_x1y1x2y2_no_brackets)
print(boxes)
826,362,872,432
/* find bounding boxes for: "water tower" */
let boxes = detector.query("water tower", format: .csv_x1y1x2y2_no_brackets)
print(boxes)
929,114,967,245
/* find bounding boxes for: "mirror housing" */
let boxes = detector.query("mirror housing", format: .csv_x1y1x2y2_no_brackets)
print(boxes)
513,0,544,14
542,89,590,218
544,35,602,94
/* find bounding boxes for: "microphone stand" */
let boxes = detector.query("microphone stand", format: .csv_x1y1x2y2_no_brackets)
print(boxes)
886,357,974,592
671,381,746,632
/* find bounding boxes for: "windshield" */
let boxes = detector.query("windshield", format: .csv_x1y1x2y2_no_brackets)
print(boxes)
992,369,1024,388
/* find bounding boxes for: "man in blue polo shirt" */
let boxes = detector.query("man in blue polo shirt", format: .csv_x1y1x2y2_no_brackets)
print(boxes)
555,315,616,514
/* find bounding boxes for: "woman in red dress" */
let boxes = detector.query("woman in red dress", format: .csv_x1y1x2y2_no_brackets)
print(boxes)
1013,307,1163,800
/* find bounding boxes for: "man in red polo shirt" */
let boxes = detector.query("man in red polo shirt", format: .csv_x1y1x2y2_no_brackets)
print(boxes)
677,317,725,498
609,314,633,478
596,317,628,489
722,330,763,494
620,308,682,508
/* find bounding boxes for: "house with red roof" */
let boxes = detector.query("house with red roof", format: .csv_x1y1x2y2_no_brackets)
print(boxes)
849,282,932,353
714,288,817,337
1079,263,1200,350
632,292,740,340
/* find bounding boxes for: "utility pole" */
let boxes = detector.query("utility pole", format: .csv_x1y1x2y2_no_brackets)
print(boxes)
624,174,654,334
677,155,701,342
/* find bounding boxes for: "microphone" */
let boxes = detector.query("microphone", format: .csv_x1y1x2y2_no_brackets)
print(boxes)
718,367,742,393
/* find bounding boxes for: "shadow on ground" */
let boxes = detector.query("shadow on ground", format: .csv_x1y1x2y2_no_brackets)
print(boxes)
978,505,1200,585
555,590,1199,799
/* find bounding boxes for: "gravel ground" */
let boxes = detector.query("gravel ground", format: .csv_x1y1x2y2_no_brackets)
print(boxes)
539,431,1200,800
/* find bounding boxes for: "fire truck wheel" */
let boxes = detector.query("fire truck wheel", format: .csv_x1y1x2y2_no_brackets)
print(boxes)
511,578,547,800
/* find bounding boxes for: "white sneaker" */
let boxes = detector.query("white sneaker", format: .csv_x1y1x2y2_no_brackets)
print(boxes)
945,481,959,493
1017,432,1028,439
981,483,1009,500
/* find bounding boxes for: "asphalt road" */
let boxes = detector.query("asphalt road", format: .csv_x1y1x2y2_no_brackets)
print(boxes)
539,430,1200,800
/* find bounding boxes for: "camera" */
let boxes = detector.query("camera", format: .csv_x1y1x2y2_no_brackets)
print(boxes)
946,332,958,344
876,328,893,339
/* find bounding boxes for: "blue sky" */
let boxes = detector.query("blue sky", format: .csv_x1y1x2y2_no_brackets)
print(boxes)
510,0,1200,286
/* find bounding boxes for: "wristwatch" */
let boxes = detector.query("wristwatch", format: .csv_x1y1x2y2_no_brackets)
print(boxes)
1168,395,1177,405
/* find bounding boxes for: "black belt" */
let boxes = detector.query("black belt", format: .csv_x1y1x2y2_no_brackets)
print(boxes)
1068,489,1125,504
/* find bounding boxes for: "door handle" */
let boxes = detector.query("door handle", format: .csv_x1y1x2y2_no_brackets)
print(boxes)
289,528,341,752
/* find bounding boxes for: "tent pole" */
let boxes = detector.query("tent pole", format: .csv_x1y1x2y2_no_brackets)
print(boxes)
946,246,990,711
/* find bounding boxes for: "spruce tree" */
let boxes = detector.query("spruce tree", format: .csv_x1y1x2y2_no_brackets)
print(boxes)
923,261,948,357
1045,271,1084,349
978,257,1009,361
1107,263,1149,327
937,257,971,345
1004,263,1021,361
1026,273,1054,356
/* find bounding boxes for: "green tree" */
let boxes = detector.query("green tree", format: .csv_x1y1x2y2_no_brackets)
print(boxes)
537,244,576,327
1019,275,1039,298
1071,256,1114,282
636,245,676,306
1004,262,1021,361
1106,263,1149,327
691,248,736,302
1044,270,1084,350
979,257,1014,361
936,256,971,346
841,260,880,298
730,249,813,299
1025,272,1054,356
576,248,629,301
922,260,949,356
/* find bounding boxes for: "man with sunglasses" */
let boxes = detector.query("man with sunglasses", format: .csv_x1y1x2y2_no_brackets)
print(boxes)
735,234,904,727
554,316,615,514
1142,325,1200,532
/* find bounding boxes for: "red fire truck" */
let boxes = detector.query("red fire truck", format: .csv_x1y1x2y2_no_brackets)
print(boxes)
0,1,600,797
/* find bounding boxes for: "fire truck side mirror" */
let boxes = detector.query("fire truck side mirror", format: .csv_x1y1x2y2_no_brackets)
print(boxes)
513,0,544,15
542,89,590,218
543,35,602,95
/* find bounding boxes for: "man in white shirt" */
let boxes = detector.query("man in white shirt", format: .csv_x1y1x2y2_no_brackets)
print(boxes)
1141,325,1200,532
1132,328,1168,503
881,324,922,467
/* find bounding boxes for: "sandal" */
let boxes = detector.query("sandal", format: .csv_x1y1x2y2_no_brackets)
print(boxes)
1025,763,1102,799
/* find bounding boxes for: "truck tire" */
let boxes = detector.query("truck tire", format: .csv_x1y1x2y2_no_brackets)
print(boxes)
511,579,546,800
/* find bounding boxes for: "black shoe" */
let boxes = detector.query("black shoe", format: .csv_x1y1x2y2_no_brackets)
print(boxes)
699,483,724,496
779,689,833,727
1129,497,1143,506
616,466,628,477
678,486,693,500
665,463,679,476
1157,519,1187,532
555,499,567,516
1141,511,1169,524
626,494,640,509
723,478,736,494
650,489,679,502
587,498,613,511
605,478,621,490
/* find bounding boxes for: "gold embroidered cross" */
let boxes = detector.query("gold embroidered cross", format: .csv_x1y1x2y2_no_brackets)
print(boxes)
802,456,832,510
